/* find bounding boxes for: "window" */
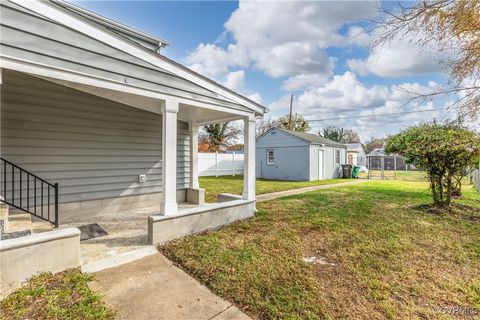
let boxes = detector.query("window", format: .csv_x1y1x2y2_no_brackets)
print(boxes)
266,149,275,165
335,149,341,165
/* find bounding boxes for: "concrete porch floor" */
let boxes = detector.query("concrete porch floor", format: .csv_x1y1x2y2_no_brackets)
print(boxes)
61,203,198,266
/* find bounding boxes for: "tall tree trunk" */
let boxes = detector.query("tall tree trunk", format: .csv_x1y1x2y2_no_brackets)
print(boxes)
437,176,445,207
446,172,452,208
430,175,439,205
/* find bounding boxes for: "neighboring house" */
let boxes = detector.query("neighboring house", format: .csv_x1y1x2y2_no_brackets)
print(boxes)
0,0,266,243
256,128,347,181
366,148,406,170
346,143,366,166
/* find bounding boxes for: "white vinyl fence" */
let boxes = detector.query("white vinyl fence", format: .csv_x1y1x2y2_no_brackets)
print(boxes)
199,152,244,177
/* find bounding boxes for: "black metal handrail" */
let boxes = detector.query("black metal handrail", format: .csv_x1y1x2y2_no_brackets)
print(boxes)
0,157,58,227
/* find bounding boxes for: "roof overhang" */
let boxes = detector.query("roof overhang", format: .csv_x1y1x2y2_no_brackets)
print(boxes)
7,0,268,117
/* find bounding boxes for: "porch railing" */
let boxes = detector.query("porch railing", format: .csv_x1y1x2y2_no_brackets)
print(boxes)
0,157,59,227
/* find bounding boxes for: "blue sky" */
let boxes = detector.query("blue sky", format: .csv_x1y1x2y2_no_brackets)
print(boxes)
77,1,454,140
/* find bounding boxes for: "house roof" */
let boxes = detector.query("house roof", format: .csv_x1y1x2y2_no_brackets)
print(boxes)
5,0,267,116
366,148,402,158
274,128,346,147
52,0,170,52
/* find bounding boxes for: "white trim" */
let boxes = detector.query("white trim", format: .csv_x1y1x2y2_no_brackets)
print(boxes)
10,0,266,115
189,122,199,189
160,100,179,216
195,115,245,126
243,115,256,201
266,149,275,165
0,55,252,117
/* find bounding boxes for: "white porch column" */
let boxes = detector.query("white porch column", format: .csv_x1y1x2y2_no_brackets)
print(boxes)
161,100,179,216
189,121,199,189
242,115,256,200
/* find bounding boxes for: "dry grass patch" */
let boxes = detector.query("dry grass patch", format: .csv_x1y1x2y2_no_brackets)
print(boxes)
0,269,115,320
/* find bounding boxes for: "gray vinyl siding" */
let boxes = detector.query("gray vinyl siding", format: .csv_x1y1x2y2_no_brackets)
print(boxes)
1,70,190,203
0,1,250,113
309,146,344,180
256,130,310,181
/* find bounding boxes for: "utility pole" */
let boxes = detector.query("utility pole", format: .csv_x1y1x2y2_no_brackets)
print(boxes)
288,94,293,130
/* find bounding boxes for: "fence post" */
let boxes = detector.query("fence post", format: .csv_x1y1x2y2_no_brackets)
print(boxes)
381,155,385,180
232,152,236,176
215,151,218,177
394,155,397,180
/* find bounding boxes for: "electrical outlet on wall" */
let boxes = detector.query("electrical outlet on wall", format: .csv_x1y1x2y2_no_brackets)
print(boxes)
138,174,147,183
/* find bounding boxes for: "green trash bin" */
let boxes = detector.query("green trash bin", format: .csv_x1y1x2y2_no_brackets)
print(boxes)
341,164,353,178
353,166,360,179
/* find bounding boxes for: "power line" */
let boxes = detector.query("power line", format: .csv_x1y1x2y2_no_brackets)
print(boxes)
307,107,459,122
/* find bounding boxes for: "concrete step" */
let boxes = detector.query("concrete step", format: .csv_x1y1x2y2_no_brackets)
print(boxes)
6,213,33,234
0,204,9,232
32,220,54,233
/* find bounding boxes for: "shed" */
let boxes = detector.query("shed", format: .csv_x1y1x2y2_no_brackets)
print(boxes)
256,128,347,181
346,143,367,166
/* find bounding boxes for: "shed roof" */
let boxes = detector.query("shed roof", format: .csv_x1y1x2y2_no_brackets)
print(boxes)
367,148,403,158
274,128,346,147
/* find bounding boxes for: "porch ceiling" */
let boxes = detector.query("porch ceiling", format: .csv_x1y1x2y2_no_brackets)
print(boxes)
36,75,247,124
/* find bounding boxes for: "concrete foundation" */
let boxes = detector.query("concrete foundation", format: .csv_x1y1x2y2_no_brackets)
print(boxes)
148,200,255,244
0,228,80,296
59,190,186,224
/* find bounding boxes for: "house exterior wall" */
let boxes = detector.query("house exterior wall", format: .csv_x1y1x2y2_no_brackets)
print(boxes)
1,70,190,204
310,145,345,180
256,130,310,181
0,1,250,113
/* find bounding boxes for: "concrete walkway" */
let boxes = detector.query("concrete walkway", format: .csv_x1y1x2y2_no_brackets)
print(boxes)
256,179,367,202
90,253,251,320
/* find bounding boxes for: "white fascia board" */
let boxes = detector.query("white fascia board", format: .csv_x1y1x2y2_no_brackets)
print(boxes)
0,55,252,117
10,0,266,115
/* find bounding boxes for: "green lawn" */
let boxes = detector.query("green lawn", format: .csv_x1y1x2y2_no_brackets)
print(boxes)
161,180,480,319
0,269,114,320
199,175,353,202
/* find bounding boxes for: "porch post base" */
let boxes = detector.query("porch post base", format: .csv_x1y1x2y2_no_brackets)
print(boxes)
186,188,205,205
160,202,178,216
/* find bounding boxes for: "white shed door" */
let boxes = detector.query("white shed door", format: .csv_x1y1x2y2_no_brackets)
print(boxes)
318,150,324,180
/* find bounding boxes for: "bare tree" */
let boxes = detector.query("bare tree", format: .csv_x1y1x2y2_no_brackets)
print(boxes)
363,136,390,154
256,116,277,138
200,122,242,152
374,0,480,119
276,113,310,132
342,129,361,143
319,126,361,143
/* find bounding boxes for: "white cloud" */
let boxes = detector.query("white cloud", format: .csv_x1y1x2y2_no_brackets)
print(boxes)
347,37,445,77
223,70,245,91
295,71,390,115
268,72,452,140
246,92,263,104
345,26,373,47
185,1,377,90
282,73,332,91
185,43,249,78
